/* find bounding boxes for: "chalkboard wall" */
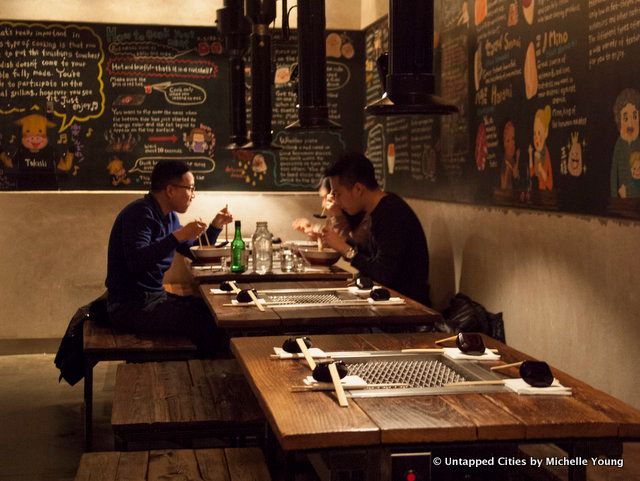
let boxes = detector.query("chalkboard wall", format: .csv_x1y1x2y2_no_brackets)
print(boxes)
0,20,364,191
364,1,640,220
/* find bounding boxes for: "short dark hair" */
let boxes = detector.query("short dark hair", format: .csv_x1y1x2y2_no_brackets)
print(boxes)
324,152,378,189
150,160,190,192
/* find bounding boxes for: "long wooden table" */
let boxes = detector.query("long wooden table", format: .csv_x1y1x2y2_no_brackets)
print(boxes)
231,333,640,480
200,280,442,332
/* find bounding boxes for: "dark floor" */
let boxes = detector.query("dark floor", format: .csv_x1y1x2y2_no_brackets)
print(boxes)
0,350,638,481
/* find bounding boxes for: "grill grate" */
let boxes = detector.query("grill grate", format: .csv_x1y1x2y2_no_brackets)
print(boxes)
263,293,345,305
346,359,469,389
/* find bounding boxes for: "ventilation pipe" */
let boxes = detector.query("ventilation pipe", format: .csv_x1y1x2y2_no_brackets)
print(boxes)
217,0,251,149
366,0,457,115
243,0,277,149
286,0,339,130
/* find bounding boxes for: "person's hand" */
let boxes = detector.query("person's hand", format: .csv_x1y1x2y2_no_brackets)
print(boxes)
211,205,233,229
324,192,341,217
292,217,312,233
174,220,208,242
319,226,350,255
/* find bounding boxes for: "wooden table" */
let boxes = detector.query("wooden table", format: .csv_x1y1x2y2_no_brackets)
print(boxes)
231,333,640,481
186,258,352,283
200,280,442,332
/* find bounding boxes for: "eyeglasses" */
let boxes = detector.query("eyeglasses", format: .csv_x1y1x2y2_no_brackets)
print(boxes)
171,184,196,193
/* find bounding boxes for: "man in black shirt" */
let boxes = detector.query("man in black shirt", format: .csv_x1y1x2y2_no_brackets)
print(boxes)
321,152,431,306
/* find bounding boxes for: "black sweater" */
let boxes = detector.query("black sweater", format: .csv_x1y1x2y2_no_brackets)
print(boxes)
351,193,431,306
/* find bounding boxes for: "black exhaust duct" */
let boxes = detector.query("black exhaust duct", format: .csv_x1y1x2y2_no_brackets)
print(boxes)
285,0,339,130
365,0,457,115
217,0,251,150
242,0,277,149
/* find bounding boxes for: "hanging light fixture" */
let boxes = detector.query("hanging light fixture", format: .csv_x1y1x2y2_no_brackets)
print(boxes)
217,0,251,150
285,0,339,130
365,0,457,115
242,0,278,149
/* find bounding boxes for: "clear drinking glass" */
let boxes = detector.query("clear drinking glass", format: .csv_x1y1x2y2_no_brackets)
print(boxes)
280,249,294,272
293,253,306,272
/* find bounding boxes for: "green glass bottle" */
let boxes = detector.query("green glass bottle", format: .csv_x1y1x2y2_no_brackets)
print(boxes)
230,220,246,273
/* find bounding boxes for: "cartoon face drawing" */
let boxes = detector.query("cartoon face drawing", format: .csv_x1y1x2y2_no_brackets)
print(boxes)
619,103,639,143
15,114,55,153
533,116,547,153
503,121,516,160
568,137,583,177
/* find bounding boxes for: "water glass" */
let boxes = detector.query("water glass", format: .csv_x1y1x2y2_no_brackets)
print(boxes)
219,256,229,272
293,253,306,272
280,249,294,272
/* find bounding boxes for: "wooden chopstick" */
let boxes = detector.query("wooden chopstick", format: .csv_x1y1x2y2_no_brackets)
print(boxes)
296,338,316,370
198,235,203,248
401,348,444,353
490,361,523,371
328,362,348,407
290,382,410,392
229,281,240,293
204,230,211,246
435,335,458,345
224,204,228,242
247,289,266,312
443,380,505,387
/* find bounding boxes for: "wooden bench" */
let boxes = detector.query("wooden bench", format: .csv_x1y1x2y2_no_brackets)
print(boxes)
111,359,266,450
74,447,271,481
82,283,199,451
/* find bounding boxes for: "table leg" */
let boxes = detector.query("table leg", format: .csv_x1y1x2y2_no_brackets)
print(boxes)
84,360,93,452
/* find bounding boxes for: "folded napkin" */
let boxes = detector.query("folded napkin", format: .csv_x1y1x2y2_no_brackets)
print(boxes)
231,298,267,305
347,286,379,294
442,347,501,361
303,375,367,388
366,297,405,305
272,347,328,359
210,288,237,295
504,378,572,396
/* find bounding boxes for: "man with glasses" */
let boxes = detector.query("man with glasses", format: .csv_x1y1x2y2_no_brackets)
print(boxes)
105,160,232,356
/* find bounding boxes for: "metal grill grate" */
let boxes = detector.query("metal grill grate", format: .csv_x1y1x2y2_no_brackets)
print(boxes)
346,359,469,389
263,293,345,305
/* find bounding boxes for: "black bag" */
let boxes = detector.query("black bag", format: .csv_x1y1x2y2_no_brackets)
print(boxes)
54,294,107,386
436,293,506,343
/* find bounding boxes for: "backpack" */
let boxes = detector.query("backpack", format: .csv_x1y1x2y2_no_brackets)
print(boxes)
436,293,506,343
54,294,107,386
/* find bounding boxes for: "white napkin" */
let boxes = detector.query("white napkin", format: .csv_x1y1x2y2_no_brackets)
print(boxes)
504,378,572,396
231,298,267,305
366,297,405,305
210,288,237,295
347,286,379,294
303,375,367,388
272,347,328,359
442,347,501,361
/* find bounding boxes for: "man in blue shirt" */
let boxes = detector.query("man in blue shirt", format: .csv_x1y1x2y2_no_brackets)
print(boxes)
105,160,232,355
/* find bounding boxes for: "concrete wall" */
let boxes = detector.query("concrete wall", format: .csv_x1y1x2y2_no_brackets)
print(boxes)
2,1,640,410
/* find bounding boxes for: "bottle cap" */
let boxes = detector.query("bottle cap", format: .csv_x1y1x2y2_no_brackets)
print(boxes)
235,220,241,227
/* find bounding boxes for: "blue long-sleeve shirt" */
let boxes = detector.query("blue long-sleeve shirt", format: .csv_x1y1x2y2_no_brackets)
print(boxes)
106,193,221,303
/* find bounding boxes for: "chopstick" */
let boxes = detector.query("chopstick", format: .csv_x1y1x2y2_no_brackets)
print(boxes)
296,338,316,370
198,235,203,248
247,289,266,312
401,347,499,354
204,231,211,246
443,380,506,387
290,382,410,392
328,362,348,407
228,281,240,293
224,204,228,242
435,335,458,345
490,361,523,371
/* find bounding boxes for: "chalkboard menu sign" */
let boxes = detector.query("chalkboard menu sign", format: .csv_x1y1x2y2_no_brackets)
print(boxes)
0,20,364,191
364,1,640,220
